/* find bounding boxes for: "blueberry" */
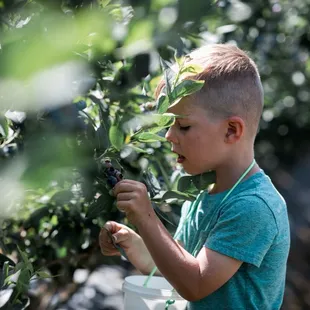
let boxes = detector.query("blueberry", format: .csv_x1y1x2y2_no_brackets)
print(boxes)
107,176,118,187
115,171,123,181
76,100,87,110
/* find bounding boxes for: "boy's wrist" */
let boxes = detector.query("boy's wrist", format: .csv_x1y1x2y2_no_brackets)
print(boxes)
134,208,157,231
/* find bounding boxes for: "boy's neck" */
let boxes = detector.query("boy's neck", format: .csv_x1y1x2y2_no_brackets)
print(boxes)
209,153,260,195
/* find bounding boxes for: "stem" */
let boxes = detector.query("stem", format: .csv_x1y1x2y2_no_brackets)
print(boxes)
154,158,171,191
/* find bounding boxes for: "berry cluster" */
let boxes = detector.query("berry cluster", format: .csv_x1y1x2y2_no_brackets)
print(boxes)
103,160,123,188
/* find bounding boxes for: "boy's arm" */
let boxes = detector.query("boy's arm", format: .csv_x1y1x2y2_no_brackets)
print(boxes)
113,180,277,301
137,214,242,301
127,236,185,276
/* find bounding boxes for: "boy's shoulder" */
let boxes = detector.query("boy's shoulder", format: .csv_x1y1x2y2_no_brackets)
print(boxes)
229,169,288,228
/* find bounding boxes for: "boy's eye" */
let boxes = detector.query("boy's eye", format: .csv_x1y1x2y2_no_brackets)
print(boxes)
179,125,191,131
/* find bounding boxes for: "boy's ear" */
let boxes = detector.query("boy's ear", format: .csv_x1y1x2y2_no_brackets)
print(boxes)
224,116,245,143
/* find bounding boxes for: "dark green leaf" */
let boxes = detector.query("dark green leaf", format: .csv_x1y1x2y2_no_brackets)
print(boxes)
16,247,29,267
23,206,51,229
16,269,31,293
50,190,73,205
86,192,115,219
191,171,216,191
177,175,198,194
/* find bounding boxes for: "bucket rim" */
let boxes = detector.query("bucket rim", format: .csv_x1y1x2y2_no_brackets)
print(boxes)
122,275,185,299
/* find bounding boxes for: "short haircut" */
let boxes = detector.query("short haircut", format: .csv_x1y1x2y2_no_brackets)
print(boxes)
155,44,264,138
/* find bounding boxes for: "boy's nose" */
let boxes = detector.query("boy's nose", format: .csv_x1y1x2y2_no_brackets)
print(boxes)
165,126,178,144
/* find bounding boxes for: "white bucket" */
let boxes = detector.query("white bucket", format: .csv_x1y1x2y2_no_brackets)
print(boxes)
122,275,188,310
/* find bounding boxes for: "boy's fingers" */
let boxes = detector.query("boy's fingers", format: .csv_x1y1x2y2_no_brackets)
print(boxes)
116,201,131,213
99,229,120,254
116,192,133,201
113,181,138,196
100,247,121,256
112,228,129,244
103,221,123,233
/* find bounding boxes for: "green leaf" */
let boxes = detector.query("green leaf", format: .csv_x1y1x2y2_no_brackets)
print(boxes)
0,117,8,138
127,145,149,154
50,215,58,226
179,64,204,76
16,269,31,293
160,58,174,96
157,80,205,113
1,261,12,288
177,175,198,194
16,247,33,275
162,190,196,201
169,79,205,108
109,124,124,151
56,247,67,259
36,271,51,279
157,94,170,114
50,190,73,205
17,247,29,267
86,192,115,219
191,171,216,191
156,113,175,127
134,132,166,143
177,171,216,193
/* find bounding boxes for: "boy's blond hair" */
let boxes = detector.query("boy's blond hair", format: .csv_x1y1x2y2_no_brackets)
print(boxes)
156,44,264,138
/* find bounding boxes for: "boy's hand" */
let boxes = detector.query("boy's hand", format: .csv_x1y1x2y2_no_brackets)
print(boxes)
113,179,155,226
99,221,139,256
99,220,159,275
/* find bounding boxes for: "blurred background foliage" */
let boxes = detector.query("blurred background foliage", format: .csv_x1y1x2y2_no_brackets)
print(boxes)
0,0,309,309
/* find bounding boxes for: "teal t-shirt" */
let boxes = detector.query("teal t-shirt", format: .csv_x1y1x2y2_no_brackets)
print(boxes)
176,170,290,310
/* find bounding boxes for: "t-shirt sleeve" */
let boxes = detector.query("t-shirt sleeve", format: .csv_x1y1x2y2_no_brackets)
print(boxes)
205,196,278,267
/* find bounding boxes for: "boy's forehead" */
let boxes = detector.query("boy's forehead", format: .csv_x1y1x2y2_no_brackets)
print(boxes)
167,97,196,117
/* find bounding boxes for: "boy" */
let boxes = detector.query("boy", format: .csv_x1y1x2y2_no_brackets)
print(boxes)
99,44,290,309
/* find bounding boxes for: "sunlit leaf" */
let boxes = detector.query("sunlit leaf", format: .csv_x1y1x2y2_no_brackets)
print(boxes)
169,79,205,107
109,124,125,151
134,132,166,143
157,94,170,114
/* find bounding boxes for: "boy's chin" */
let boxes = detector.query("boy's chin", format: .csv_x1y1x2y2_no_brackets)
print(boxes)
182,162,213,175
182,165,206,176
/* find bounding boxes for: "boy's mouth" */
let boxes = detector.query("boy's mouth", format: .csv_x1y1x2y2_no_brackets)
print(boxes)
177,154,186,163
